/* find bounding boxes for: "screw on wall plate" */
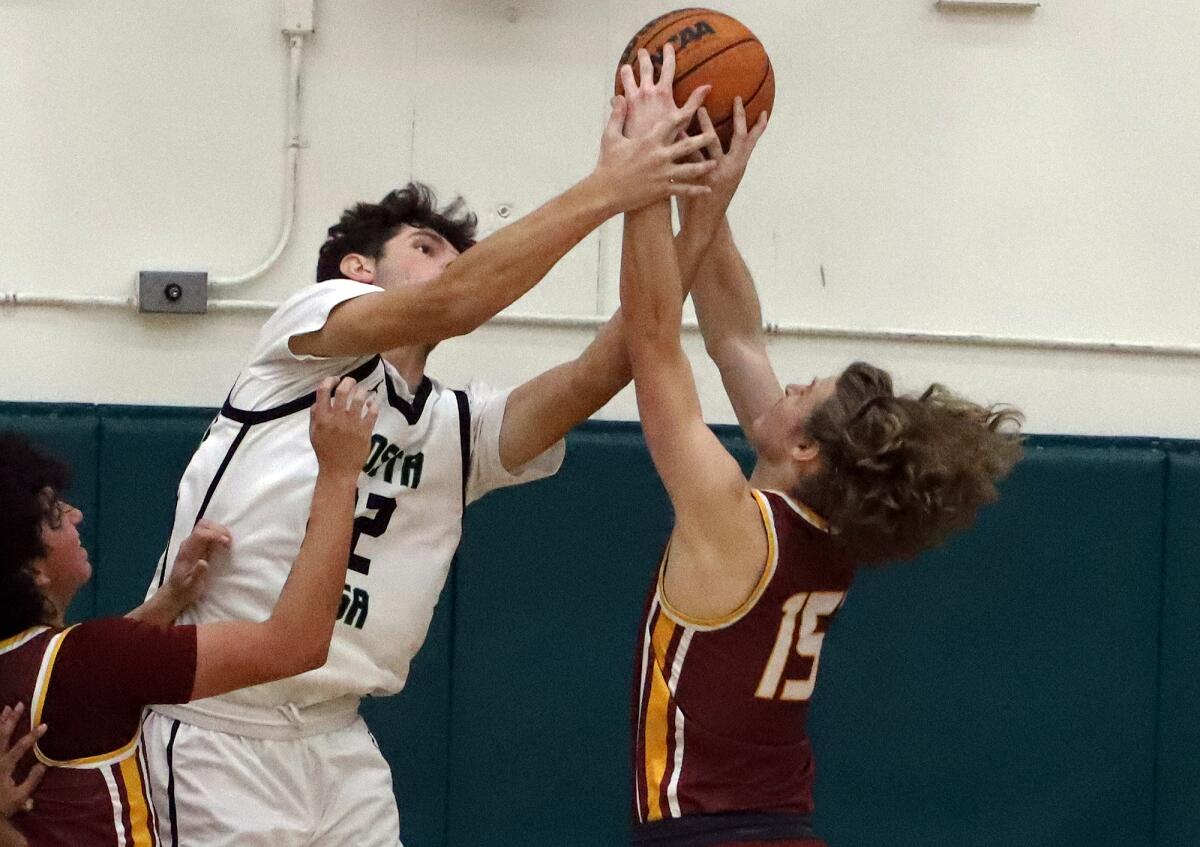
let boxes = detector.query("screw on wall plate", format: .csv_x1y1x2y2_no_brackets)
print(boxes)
496,204,513,219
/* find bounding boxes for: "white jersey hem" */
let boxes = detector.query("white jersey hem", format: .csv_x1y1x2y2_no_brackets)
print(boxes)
152,695,361,740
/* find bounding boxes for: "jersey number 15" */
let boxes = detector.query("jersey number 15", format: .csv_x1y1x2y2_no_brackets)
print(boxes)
755,591,845,702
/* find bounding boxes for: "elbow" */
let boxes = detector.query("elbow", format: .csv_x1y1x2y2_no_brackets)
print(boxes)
296,629,333,674
271,625,332,677
301,641,331,674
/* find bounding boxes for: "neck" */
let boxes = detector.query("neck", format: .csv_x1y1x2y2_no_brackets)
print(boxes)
383,345,431,390
748,461,795,494
44,595,67,629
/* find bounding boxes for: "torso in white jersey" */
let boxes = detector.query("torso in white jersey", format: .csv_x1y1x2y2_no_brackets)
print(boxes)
147,280,564,737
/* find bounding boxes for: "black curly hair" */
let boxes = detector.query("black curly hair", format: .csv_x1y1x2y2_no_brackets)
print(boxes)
0,432,69,638
315,182,477,283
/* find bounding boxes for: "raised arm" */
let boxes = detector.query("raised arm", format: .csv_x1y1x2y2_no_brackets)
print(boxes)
495,48,767,471
188,377,376,701
495,44,718,470
617,53,767,609
291,98,718,359
686,103,784,441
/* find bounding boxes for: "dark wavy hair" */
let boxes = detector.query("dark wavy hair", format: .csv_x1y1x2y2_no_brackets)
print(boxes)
0,433,68,638
315,182,478,282
794,362,1024,564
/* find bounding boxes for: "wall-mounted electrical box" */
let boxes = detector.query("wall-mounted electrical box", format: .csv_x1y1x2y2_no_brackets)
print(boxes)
138,271,208,314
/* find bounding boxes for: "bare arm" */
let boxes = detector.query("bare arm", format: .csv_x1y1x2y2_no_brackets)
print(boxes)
291,98,716,359
188,378,377,701
497,46,765,471
689,218,784,438
682,102,783,441
621,199,761,547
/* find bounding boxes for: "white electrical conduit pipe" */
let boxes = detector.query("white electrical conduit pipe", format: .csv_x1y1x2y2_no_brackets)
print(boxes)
206,32,307,289
4,291,1200,359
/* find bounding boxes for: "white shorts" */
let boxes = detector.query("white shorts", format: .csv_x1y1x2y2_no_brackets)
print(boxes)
142,711,401,846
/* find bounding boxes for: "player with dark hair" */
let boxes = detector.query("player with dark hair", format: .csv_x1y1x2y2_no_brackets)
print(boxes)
314,182,479,283
0,378,377,846
617,49,1023,847
137,52,738,846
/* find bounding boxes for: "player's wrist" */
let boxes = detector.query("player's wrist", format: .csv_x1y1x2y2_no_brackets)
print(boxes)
313,466,362,491
578,169,624,220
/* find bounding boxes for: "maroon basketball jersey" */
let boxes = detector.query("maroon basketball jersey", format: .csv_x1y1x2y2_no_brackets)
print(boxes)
0,618,196,846
633,489,855,837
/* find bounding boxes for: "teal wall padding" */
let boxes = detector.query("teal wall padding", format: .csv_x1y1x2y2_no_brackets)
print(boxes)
809,445,1166,847
94,406,215,617
2,401,1199,847
361,587,454,847
1155,449,1200,847
448,426,673,847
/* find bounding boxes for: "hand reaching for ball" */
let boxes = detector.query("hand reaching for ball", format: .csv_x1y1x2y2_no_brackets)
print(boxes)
618,44,709,140
593,46,719,213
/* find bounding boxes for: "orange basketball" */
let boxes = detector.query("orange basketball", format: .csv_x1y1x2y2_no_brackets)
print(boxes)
616,8,774,152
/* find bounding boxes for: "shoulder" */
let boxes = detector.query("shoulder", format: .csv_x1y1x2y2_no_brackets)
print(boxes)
266,280,384,333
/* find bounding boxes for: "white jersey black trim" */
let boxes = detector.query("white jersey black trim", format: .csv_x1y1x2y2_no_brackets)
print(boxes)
190,355,381,530
452,390,470,510
221,356,382,425
385,372,433,424
165,719,181,847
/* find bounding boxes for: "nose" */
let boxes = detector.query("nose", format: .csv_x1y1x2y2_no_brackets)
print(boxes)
66,503,83,525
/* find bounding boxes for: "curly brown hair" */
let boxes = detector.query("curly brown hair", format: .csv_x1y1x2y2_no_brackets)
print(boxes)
0,433,67,638
794,362,1023,564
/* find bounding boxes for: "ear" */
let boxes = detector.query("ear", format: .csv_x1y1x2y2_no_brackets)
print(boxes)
31,565,50,588
790,441,820,466
339,253,376,283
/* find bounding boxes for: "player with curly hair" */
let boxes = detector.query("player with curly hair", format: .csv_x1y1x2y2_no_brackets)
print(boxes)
0,378,378,846
616,49,1023,847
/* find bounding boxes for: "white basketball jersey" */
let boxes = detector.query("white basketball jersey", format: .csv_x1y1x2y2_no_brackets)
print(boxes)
147,280,564,734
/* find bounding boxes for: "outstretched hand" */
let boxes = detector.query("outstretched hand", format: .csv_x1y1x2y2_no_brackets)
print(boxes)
310,377,379,479
594,44,719,213
679,96,768,222
166,519,232,611
618,44,708,140
0,703,44,820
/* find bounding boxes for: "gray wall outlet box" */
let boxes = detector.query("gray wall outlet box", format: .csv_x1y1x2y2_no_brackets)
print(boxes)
138,271,208,314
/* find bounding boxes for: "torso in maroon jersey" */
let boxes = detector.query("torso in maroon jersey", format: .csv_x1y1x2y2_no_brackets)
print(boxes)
0,618,196,845
633,489,856,834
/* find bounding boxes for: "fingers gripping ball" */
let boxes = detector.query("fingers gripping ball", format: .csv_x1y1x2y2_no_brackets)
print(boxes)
616,8,774,152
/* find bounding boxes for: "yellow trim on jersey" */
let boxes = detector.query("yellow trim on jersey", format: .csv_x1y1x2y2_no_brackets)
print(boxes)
762,489,830,533
31,626,141,770
0,626,50,656
643,610,676,822
656,490,779,631
119,756,154,847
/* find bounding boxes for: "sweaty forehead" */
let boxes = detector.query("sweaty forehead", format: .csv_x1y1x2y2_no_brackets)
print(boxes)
394,224,458,255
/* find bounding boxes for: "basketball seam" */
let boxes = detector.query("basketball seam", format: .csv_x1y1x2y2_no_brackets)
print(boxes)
672,37,760,88
710,59,773,130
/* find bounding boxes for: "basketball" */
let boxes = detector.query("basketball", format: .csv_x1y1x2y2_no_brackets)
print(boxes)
616,8,774,151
